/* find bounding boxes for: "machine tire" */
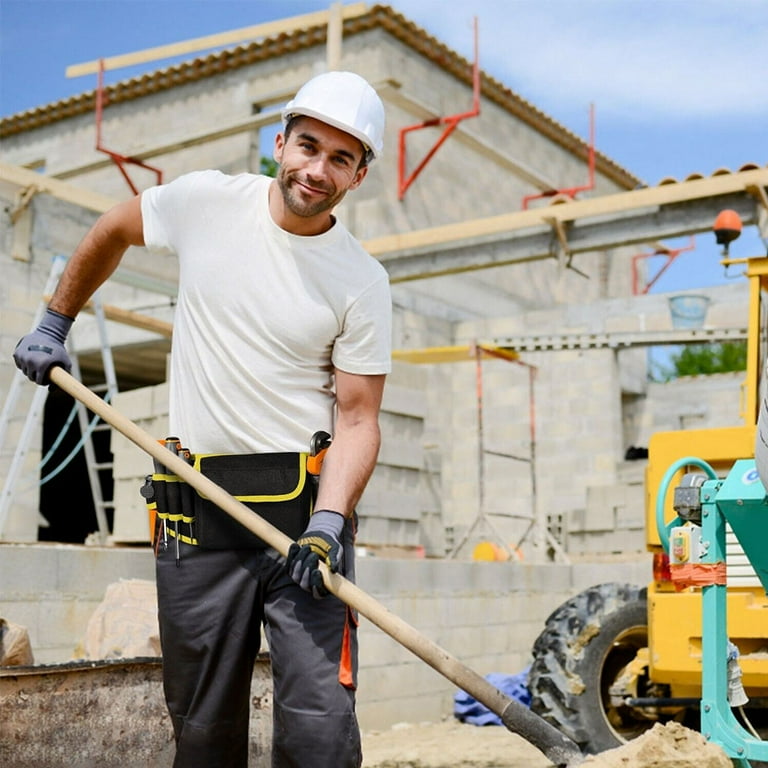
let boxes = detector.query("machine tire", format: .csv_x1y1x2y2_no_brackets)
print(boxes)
528,582,654,754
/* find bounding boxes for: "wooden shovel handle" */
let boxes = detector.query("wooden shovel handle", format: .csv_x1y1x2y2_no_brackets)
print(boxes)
49,367,583,767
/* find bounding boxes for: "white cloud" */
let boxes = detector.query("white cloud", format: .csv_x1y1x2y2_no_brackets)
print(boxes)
392,0,768,120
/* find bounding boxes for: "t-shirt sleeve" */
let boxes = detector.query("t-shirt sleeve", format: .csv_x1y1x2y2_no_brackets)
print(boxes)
141,171,208,255
332,273,392,375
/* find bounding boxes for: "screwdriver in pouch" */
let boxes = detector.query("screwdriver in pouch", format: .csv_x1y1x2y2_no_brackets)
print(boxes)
178,443,195,542
163,437,182,566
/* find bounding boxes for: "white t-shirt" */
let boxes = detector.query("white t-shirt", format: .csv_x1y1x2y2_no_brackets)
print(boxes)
141,170,392,454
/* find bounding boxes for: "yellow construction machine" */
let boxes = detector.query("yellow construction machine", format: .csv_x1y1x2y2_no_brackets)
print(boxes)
528,211,768,756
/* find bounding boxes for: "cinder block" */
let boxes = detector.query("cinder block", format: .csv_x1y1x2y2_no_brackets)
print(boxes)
0,544,59,596
111,388,152,420
356,692,449,731
376,440,424,470
54,545,154,595
38,595,99,657
111,479,152,542
358,627,414,666
381,384,426,418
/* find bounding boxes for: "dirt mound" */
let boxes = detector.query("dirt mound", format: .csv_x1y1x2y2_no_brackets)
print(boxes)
361,719,732,768
361,719,551,767
578,721,731,768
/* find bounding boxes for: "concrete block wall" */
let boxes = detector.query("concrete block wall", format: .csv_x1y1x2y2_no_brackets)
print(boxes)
569,479,646,555
0,543,156,663
0,542,650,728
356,554,649,729
431,283,751,558
110,383,170,543
645,371,744,435
434,342,625,557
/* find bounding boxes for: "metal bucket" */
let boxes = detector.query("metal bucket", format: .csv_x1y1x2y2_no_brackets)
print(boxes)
0,657,272,767
668,294,710,329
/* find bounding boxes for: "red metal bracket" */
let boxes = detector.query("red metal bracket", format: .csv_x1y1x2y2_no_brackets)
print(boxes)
522,104,595,210
96,60,163,195
631,236,696,294
397,19,480,200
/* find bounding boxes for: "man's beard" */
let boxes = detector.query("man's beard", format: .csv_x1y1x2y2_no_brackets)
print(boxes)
276,169,343,219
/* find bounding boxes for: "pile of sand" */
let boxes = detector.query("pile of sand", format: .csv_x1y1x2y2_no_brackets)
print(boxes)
361,719,733,768
579,721,732,768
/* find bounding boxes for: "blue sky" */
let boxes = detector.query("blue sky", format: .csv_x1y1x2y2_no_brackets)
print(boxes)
1,0,766,292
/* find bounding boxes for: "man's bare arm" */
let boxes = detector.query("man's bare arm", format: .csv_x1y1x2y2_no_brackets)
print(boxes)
49,195,145,318
314,370,386,517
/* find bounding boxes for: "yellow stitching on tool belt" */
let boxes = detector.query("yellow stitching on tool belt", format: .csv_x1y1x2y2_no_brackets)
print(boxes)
192,452,309,502
156,511,195,524
165,526,198,546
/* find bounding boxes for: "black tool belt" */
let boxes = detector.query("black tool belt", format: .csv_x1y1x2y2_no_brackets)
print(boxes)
146,450,313,550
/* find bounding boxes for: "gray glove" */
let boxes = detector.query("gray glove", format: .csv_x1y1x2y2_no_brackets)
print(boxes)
13,308,74,385
286,509,345,599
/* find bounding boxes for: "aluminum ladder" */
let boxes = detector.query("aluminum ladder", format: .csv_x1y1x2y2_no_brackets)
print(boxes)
0,255,118,542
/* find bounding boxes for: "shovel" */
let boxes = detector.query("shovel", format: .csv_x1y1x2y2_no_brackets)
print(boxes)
49,366,584,768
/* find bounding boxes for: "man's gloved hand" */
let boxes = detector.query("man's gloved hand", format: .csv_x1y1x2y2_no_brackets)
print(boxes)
13,308,74,385
286,509,345,598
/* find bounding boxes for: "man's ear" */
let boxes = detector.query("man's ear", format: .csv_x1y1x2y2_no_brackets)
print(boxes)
349,165,368,191
273,132,285,163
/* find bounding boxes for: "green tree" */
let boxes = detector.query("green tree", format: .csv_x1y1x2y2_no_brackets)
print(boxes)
260,156,278,177
652,341,747,381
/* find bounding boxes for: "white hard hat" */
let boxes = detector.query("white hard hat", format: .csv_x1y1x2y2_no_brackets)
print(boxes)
282,71,385,162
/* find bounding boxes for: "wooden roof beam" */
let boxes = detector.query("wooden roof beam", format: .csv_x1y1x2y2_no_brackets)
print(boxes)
65,2,369,77
0,161,118,213
366,167,768,258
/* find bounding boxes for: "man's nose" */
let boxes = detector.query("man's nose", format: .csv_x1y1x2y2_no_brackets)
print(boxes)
304,154,331,179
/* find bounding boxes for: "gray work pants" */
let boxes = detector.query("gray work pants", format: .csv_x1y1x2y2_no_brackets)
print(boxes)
155,529,360,768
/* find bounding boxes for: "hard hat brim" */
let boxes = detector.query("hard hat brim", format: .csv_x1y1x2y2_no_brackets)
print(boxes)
281,106,379,162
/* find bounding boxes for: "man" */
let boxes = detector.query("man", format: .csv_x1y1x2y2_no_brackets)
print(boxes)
14,71,391,768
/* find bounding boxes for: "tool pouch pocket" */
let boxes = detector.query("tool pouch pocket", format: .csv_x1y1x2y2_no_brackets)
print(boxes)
193,452,312,549
149,470,196,547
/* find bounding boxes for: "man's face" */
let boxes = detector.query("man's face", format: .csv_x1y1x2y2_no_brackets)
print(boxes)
273,116,368,220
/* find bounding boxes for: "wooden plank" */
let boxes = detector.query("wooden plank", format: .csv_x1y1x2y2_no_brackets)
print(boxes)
365,167,768,257
45,296,174,338
53,78,395,180
0,161,118,213
392,345,519,364
11,205,32,262
65,3,369,77
53,108,285,180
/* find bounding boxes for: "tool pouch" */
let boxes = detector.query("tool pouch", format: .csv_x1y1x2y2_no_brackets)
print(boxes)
148,468,196,547
192,452,312,549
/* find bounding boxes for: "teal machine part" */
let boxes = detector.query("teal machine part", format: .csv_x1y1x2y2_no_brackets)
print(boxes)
655,456,717,551
657,458,768,766
716,461,768,592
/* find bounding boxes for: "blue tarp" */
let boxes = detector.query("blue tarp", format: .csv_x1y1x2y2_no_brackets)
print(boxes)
453,668,532,726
